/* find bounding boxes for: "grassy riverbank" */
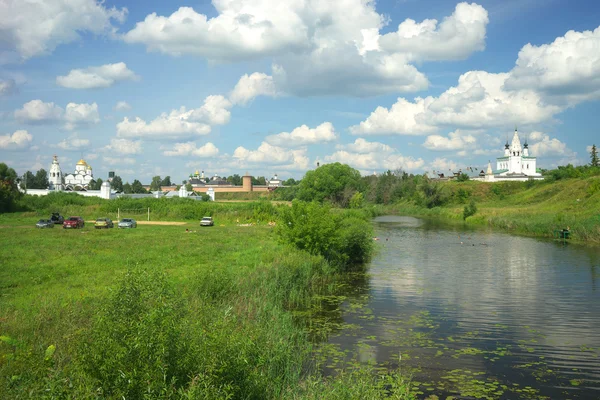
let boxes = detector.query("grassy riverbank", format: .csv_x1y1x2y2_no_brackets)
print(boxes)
387,176,600,243
0,203,412,399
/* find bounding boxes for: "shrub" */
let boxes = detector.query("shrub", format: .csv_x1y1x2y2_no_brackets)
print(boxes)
276,201,373,272
463,199,478,220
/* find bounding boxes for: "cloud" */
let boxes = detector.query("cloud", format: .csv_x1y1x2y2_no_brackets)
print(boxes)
349,97,436,135
233,142,310,170
429,157,460,173
102,138,142,155
14,100,63,124
423,130,477,151
63,102,100,130
56,62,139,89
14,100,100,129
0,79,16,96
116,95,232,140
0,130,33,150
103,156,136,166
325,138,425,172
124,1,489,97
163,142,219,157
55,134,90,151
528,132,574,157
378,2,489,62
505,26,600,104
265,122,337,147
0,0,127,61
230,72,280,105
114,101,131,111
335,138,394,154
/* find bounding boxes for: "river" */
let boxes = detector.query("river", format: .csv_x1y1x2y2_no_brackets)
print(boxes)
315,216,600,399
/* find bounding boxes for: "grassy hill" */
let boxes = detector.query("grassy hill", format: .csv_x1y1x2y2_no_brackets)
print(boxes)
390,176,600,243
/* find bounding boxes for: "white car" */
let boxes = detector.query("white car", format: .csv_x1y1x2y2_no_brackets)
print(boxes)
200,217,214,227
118,218,137,228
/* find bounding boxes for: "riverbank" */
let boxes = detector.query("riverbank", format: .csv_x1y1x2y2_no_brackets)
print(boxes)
0,216,413,399
383,176,600,244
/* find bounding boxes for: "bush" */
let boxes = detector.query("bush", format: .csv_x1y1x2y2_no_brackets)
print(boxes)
463,199,478,220
276,201,373,272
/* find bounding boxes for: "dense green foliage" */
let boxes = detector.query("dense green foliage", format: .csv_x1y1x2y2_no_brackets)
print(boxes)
0,163,21,213
276,201,373,272
297,163,362,207
21,168,49,189
462,199,477,220
590,144,599,167
111,175,124,192
542,163,600,182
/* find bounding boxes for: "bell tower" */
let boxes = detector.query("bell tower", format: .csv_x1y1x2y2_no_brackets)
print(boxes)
49,155,62,191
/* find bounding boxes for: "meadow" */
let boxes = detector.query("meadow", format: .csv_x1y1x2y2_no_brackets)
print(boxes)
387,176,600,243
0,200,413,399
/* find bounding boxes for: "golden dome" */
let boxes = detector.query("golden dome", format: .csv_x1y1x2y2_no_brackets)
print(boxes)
77,159,87,165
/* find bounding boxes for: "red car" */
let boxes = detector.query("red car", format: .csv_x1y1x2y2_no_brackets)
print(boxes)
63,216,85,229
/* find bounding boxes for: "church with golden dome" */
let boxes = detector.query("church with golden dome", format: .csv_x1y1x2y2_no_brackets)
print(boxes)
64,158,94,189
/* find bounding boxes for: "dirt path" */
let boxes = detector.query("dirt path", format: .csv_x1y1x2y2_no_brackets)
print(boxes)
136,221,187,225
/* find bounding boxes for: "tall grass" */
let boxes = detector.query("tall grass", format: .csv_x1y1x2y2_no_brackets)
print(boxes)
0,205,410,398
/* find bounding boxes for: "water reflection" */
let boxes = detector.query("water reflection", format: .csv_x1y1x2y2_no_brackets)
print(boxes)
320,216,600,399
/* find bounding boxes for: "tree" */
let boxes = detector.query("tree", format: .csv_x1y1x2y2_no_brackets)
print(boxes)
591,144,599,167
123,182,132,194
34,169,49,189
90,178,103,190
22,171,36,189
150,176,162,191
111,175,124,192
131,179,146,193
297,162,362,206
185,183,193,192
227,174,242,186
0,163,21,213
251,176,266,185
284,178,298,186
160,176,172,186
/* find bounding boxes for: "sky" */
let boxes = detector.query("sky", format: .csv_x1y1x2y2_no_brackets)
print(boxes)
1,0,599,184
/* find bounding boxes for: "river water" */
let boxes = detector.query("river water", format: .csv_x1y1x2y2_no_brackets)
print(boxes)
317,216,600,399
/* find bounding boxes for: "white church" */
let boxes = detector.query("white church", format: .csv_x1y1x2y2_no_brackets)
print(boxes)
474,128,544,182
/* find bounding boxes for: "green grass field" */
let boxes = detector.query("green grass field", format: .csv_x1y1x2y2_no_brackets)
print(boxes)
391,176,600,243
0,218,413,399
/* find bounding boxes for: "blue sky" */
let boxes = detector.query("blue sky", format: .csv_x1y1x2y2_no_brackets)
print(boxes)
1,0,599,184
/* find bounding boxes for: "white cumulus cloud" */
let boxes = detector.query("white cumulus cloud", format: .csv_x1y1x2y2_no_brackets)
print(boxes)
114,101,131,111
423,130,477,151
14,100,100,130
265,122,337,147
102,138,142,155
335,138,394,154
116,95,232,140
0,0,127,61
124,1,489,97
55,134,90,151
230,72,280,105
233,142,309,170
0,79,16,96
163,142,219,157
0,130,33,150
56,62,139,89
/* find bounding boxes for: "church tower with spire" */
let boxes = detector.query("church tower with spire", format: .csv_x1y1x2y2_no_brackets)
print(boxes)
494,127,541,180
48,155,63,191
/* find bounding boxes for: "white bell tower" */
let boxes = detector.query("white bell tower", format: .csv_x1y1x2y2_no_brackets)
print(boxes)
48,155,62,191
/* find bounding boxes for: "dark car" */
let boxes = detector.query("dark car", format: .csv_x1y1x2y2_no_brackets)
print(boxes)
36,219,54,229
94,218,114,229
63,216,85,229
50,212,64,224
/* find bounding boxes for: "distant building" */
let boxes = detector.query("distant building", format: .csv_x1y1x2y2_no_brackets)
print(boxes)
188,170,207,187
48,155,63,191
64,158,94,189
267,174,283,188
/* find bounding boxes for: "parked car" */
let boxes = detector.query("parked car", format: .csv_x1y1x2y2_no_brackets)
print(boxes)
36,219,54,228
200,216,214,227
95,218,114,229
50,212,64,224
118,218,137,229
63,216,85,229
